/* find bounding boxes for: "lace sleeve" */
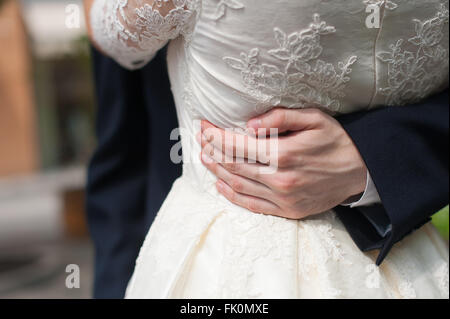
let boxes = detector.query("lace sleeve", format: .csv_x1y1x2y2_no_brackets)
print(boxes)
90,0,199,70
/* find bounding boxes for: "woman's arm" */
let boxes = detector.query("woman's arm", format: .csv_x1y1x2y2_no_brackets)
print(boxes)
84,0,98,49
84,0,198,70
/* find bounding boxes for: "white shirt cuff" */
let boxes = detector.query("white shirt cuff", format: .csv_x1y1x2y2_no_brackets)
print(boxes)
341,171,391,237
343,170,382,208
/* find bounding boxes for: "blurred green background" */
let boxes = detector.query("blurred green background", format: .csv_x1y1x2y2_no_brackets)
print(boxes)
433,206,449,240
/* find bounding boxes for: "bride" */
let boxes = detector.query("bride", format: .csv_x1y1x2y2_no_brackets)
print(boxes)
85,0,449,298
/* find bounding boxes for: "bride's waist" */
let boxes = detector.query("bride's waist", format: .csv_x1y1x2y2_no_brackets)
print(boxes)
181,162,221,195
167,173,338,228
177,132,232,198
171,170,248,215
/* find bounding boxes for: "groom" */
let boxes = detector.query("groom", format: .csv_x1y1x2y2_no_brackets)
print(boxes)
86,45,449,298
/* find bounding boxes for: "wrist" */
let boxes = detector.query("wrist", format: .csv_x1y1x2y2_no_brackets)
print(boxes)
340,125,367,196
342,192,364,205
348,163,368,198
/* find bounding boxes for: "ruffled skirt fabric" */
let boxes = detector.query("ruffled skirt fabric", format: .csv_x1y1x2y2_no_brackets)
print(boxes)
126,177,449,299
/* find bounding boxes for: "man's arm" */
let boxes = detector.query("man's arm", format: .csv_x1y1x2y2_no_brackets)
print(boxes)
87,44,181,297
198,89,448,265
86,47,151,298
335,89,449,265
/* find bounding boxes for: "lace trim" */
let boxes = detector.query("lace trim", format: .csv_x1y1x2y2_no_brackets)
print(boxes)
90,0,200,70
223,14,357,113
376,1,449,105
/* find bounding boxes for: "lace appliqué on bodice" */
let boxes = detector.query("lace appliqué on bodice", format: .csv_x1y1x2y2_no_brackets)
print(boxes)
377,2,449,105
208,0,244,21
364,0,398,10
223,14,357,113
90,0,200,70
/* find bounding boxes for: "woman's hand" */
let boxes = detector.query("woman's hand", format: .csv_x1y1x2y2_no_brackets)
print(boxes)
198,108,368,219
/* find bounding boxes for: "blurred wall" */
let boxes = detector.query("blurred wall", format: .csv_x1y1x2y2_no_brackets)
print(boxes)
0,0,38,176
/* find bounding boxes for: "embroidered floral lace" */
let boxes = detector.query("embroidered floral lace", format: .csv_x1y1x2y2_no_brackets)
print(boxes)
90,0,199,69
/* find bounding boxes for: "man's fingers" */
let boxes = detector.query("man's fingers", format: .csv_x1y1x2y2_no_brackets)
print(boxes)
201,120,275,165
201,120,257,161
201,154,271,199
216,180,304,220
216,180,280,216
247,108,323,136
200,141,274,187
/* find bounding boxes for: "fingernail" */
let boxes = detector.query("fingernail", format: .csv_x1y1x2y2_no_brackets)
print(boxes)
216,180,224,191
246,127,257,137
247,119,261,130
196,132,201,144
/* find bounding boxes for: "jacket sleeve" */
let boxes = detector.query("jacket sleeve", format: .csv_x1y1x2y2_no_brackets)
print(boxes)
334,89,449,265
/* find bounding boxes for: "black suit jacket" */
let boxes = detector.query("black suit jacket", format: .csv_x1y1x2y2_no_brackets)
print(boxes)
86,47,181,298
87,45,448,297
335,89,449,265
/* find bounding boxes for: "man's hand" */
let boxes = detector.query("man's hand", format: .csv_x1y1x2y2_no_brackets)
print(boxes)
198,108,368,220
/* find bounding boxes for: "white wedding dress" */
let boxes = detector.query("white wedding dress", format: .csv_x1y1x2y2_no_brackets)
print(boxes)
91,0,449,298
